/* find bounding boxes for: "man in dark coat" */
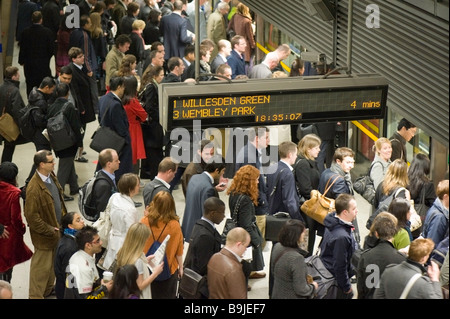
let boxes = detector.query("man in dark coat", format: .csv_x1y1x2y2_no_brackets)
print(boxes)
47,83,83,201
68,47,97,162
266,141,303,221
182,156,225,242
16,0,39,43
320,193,358,299
96,76,132,182
0,66,29,162
18,11,55,96
184,197,225,298
159,0,194,61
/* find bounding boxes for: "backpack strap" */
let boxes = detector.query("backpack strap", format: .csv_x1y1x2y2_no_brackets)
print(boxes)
399,273,421,299
151,222,169,242
269,168,286,197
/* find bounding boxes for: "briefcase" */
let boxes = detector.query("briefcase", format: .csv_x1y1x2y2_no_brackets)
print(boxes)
265,212,291,242
178,268,206,299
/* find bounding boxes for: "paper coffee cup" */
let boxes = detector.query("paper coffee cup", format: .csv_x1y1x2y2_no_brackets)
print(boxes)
103,271,113,282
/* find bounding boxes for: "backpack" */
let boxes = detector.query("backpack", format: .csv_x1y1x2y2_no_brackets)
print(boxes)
17,105,40,140
46,103,77,151
78,172,109,222
366,187,405,229
146,223,171,281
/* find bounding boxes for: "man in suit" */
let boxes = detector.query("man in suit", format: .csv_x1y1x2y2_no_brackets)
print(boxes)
207,2,230,60
249,51,279,79
96,76,132,182
142,157,178,207
186,0,207,42
112,0,133,36
161,56,186,83
210,39,232,74
266,141,303,221
227,35,247,79
181,155,226,242
160,0,195,61
68,47,96,163
184,197,226,298
18,11,55,95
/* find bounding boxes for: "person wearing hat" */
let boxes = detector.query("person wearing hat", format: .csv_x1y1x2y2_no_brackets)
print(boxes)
0,162,33,283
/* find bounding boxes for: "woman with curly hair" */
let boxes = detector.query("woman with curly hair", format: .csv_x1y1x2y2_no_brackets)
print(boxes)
140,192,184,299
227,165,264,287
117,54,140,88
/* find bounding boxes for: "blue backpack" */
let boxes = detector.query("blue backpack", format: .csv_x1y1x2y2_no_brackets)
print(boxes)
146,223,171,281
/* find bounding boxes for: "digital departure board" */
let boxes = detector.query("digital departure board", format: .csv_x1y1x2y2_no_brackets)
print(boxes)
159,74,388,131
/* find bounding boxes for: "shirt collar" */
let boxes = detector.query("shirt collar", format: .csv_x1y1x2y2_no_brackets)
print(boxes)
224,246,242,262
280,159,293,171
37,170,51,183
204,171,214,184
155,176,171,189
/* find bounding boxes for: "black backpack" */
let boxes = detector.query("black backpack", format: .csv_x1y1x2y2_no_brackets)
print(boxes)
17,104,40,141
78,172,110,222
47,103,77,151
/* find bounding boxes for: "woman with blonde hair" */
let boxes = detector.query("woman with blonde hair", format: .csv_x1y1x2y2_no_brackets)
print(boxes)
370,137,392,190
140,192,184,299
294,133,322,255
90,12,107,82
115,222,164,299
227,165,264,286
371,159,410,224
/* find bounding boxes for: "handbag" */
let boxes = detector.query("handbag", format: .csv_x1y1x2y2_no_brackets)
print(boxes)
409,200,423,232
90,102,126,154
265,212,291,242
92,203,112,249
301,175,341,224
353,162,378,205
221,194,244,244
178,267,206,299
0,104,20,142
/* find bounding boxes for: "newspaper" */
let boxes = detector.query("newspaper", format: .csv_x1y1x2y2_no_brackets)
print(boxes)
242,246,253,262
147,234,170,273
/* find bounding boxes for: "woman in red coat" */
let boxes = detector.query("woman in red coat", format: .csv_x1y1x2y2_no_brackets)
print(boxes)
122,75,148,174
0,162,33,282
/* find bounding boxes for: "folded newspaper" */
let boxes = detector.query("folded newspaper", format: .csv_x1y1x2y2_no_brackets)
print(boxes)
147,235,170,273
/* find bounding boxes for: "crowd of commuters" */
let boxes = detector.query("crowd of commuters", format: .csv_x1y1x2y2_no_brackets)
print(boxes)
0,0,448,300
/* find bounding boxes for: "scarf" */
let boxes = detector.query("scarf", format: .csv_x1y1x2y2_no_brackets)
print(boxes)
330,162,354,193
64,228,77,237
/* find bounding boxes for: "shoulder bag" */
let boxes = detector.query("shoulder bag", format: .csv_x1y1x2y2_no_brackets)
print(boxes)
305,254,338,299
178,267,206,299
301,175,341,224
353,161,380,205
221,194,244,244
265,168,291,241
0,93,20,142
90,101,126,154
92,202,112,249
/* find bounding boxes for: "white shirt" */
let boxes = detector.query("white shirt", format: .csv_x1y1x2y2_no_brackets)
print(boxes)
68,250,99,294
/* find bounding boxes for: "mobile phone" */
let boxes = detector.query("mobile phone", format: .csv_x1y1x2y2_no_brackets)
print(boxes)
219,182,226,187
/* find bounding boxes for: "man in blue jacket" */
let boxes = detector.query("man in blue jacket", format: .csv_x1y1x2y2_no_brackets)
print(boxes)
227,35,247,79
320,193,358,299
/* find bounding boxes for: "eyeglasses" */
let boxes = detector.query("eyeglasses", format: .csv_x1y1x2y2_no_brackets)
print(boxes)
90,238,101,245
46,159,55,163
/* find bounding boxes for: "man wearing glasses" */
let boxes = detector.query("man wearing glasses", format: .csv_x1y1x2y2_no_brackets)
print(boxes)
65,225,113,299
24,150,67,299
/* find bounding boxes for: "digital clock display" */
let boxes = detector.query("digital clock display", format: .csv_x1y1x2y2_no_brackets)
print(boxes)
160,75,388,130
